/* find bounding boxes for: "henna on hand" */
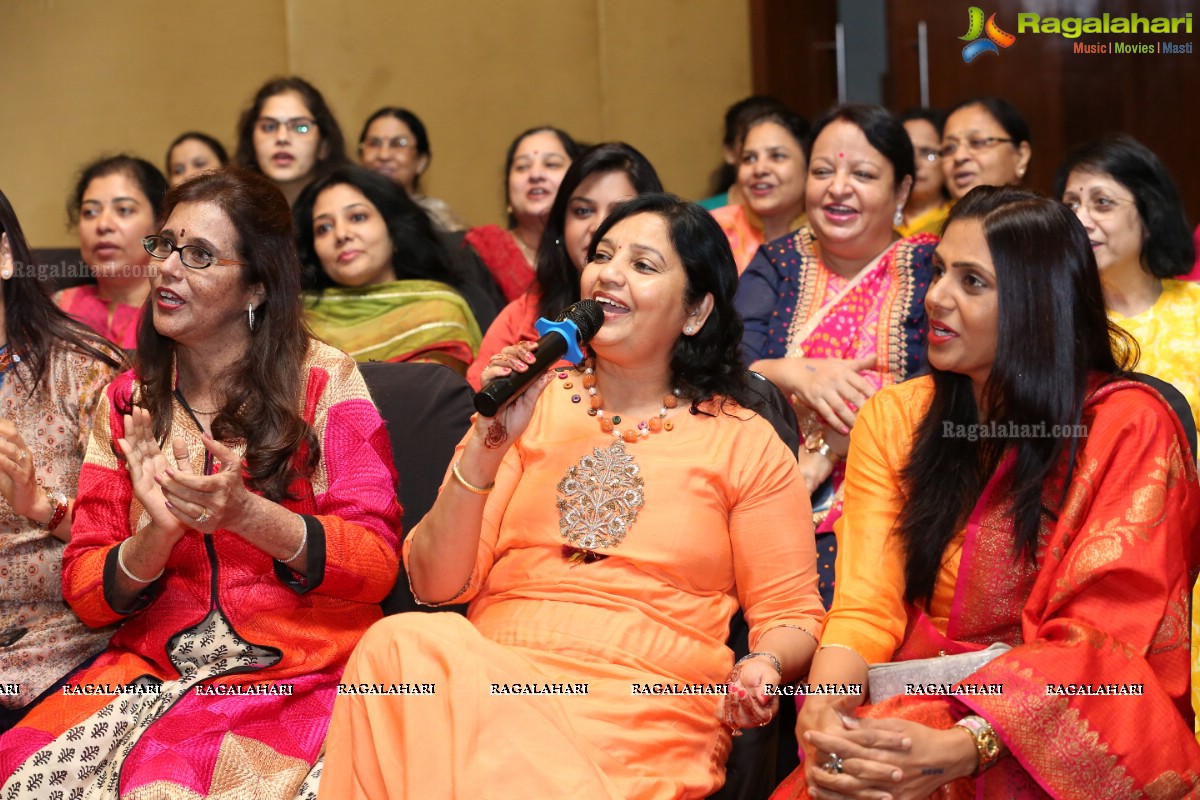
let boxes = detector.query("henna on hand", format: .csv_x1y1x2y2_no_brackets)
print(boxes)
484,417,507,449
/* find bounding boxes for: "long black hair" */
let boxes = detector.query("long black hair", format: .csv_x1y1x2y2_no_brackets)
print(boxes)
1053,133,1194,278
586,193,762,412
534,142,663,321
0,188,124,390
234,76,348,178
293,166,465,294
896,185,1134,604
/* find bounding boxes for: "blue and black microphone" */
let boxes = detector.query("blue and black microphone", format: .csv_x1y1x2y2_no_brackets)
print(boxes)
473,299,605,417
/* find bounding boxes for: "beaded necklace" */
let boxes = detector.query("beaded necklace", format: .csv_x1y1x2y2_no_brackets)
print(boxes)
560,358,681,443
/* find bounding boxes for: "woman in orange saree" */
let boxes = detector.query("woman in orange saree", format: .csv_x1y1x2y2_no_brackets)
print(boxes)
774,186,1200,800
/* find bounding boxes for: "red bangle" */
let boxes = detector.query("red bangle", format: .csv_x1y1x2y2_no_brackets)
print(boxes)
40,489,69,531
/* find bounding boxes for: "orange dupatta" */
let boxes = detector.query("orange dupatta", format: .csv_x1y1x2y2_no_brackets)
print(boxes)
774,380,1200,799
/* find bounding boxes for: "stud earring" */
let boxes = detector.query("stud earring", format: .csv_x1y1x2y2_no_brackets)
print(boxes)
893,206,904,227
248,303,255,332
1017,168,1026,178
684,326,694,335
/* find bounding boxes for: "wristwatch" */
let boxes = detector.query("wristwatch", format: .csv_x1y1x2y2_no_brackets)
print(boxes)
955,714,1002,776
35,488,69,531
804,430,840,463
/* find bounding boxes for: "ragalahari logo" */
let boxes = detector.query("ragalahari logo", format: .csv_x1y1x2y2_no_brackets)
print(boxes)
960,7,1017,62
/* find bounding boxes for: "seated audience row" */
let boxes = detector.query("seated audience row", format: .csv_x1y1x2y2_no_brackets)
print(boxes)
2,86,1198,799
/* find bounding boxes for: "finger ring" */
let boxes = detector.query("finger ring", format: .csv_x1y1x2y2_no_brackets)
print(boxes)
822,753,844,775
18,451,26,462
196,507,212,524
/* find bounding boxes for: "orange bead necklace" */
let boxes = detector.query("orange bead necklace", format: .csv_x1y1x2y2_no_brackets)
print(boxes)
570,358,681,443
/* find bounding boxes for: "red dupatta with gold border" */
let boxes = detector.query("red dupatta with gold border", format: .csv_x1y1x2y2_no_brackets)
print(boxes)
774,380,1200,800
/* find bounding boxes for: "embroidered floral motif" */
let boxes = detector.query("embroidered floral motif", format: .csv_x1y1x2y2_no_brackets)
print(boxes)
556,441,644,553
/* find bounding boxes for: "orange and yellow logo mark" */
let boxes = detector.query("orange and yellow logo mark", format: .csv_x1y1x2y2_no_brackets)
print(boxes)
961,7,1017,62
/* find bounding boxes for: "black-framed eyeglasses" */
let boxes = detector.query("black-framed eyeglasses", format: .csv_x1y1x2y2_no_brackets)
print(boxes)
143,236,245,270
256,117,316,136
361,136,412,151
938,137,1014,158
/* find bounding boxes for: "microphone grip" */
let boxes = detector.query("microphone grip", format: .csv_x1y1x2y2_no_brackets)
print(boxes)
473,332,570,417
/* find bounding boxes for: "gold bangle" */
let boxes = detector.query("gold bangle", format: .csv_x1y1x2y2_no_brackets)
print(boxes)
451,461,494,494
955,714,1003,776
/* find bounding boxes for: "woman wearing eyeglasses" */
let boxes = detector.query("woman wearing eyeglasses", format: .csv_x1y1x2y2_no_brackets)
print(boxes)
1056,134,1200,432
55,156,167,351
897,108,952,237
357,107,467,233
0,168,400,798
940,97,1032,201
234,76,349,206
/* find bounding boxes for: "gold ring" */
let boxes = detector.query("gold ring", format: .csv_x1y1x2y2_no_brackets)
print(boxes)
196,508,212,524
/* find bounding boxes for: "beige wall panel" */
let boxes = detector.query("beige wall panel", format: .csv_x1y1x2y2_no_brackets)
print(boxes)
1,0,750,245
288,0,606,228
597,0,752,202
0,0,288,247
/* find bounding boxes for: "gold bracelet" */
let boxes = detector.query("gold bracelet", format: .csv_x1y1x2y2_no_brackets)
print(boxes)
451,461,494,494
955,714,1003,776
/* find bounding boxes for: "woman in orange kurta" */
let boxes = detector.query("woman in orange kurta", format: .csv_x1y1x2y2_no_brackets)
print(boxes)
322,194,825,799
775,187,1200,799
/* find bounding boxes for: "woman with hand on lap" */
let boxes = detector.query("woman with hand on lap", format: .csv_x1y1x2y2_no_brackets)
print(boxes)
55,156,167,351
0,168,400,798
0,188,125,730
772,186,1200,799
736,104,935,607
464,126,578,303
294,166,481,373
467,142,662,389
322,194,824,799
